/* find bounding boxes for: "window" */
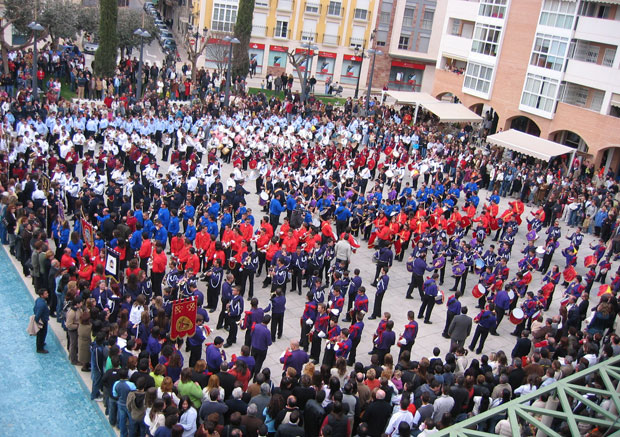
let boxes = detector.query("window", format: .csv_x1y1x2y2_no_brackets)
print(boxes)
305,2,319,13
327,1,342,16
421,9,434,30
403,7,415,27
211,3,238,32
376,30,388,46
603,48,616,67
464,62,494,94
354,9,368,20
573,40,602,63
479,0,507,18
398,35,410,50
275,20,288,38
539,0,576,29
471,24,502,57
450,19,462,36
379,12,391,26
417,35,430,53
561,83,605,111
530,33,568,71
521,73,559,113
579,2,610,18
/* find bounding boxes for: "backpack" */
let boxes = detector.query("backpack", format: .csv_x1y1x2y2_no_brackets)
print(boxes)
127,391,147,422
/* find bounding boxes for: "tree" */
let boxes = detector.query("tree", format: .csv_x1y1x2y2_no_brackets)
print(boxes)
287,49,313,96
204,32,232,76
232,0,254,78
0,0,36,74
183,28,211,83
38,0,80,50
95,0,119,77
116,9,157,60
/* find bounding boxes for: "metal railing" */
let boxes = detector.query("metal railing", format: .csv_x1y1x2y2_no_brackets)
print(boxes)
304,1,320,14
272,27,292,39
300,31,317,42
323,34,340,45
433,354,620,437
349,37,366,47
251,25,268,37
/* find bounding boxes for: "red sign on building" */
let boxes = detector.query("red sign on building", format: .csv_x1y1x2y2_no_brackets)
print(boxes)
318,51,337,59
343,54,363,62
249,43,265,50
391,60,426,70
270,45,288,52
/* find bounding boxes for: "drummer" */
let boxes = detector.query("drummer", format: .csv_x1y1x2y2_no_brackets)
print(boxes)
510,291,539,337
492,286,512,334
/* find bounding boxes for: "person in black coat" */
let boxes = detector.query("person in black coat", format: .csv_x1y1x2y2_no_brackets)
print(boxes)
511,330,532,359
304,390,326,437
217,362,237,400
360,389,392,437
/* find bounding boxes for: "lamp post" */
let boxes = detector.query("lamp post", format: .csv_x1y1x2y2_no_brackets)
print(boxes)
134,28,151,99
365,48,383,114
301,43,318,103
28,21,44,101
353,44,365,99
223,35,240,108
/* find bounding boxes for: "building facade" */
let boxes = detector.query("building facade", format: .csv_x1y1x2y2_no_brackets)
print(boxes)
432,0,620,171
192,0,380,92
368,0,446,94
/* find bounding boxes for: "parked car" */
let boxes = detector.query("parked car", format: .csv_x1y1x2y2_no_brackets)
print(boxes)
162,39,177,53
159,30,173,42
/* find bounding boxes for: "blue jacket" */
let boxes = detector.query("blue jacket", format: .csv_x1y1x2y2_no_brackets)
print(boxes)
206,344,224,371
423,278,438,297
168,216,180,235
269,198,286,216
158,207,170,228
34,296,50,324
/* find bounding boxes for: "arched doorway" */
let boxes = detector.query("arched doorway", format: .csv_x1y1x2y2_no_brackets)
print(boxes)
597,147,620,180
507,116,541,137
549,130,589,154
436,92,460,103
470,103,500,136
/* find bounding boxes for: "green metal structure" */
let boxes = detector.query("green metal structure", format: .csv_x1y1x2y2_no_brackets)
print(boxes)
433,354,620,437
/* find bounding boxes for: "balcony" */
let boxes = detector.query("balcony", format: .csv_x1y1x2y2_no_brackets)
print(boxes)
272,28,292,39
565,58,618,91
349,37,365,48
254,0,270,8
300,31,317,42
326,4,343,17
575,15,619,46
432,68,465,98
323,34,340,46
441,34,472,60
251,25,268,37
304,1,320,14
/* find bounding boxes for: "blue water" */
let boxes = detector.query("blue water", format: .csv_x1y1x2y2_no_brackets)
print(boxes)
0,247,116,437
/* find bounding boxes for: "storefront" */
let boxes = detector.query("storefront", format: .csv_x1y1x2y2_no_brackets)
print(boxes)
294,48,316,72
389,60,426,91
316,51,336,82
340,54,362,86
268,45,288,69
249,43,265,75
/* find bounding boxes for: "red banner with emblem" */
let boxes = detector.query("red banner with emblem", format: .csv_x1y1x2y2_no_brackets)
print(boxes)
170,297,198,340
81,218,94,249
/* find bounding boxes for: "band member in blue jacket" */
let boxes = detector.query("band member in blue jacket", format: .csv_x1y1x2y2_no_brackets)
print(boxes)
369,267,389,320
418,272,439,324
224,285,244,348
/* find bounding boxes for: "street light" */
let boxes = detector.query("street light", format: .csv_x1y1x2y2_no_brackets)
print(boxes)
134,28,151,99
353,44,365,99
28,21,44,101
365,48,383,114
191,26,209,55
300,42,318,103
223,35,240,108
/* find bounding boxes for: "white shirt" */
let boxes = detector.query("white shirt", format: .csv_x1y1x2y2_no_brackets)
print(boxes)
385,409,414,437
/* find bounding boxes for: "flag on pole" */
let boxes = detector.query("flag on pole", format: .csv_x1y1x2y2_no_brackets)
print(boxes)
105,246,120,282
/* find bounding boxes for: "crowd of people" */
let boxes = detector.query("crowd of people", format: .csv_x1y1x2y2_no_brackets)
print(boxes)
2,46,620,437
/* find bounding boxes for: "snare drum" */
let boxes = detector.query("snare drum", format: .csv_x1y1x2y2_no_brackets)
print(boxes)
531,310,542,321
510,308,525,325
472,284,486,299
385,169,394,178
259,192,269,206
536,246,545,258
474,258,485,272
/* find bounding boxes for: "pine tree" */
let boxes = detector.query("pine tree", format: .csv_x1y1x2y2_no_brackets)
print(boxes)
232,0,254,79
95,0,119,77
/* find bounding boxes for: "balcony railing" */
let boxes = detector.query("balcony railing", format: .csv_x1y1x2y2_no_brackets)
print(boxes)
304,1,320,14
251,25,268,37
323,34,340,45
254,0,269,8
300,31,317,42
272,28,292,39
349,37,366,47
